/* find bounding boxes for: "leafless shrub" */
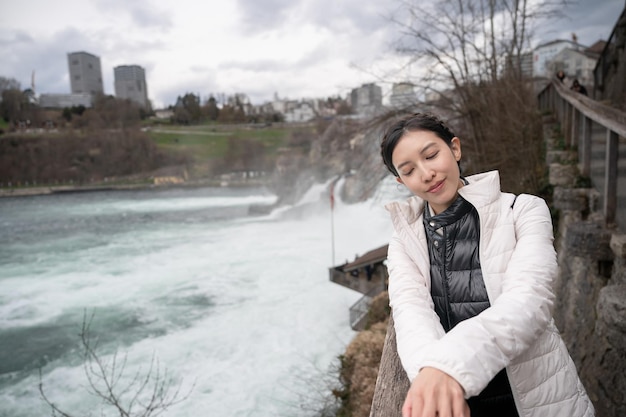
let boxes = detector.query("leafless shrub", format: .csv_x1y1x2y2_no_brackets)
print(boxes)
39,312,193,417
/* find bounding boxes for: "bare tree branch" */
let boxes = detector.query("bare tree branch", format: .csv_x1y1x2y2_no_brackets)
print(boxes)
377,0,572,192
39,310,195,417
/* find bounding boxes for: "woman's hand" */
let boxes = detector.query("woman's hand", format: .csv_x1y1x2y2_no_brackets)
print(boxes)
402,367,470,417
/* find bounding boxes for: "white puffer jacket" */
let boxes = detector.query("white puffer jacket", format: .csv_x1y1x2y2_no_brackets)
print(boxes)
385,171,594,417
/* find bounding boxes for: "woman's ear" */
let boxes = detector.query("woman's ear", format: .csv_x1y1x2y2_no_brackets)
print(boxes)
451,137,462,161
395,176,404,184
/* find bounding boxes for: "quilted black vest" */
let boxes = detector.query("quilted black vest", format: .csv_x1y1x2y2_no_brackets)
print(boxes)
423,196,489,331
423,195,519,416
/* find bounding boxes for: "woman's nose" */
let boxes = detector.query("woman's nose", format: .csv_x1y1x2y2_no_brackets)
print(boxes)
420,166,435,182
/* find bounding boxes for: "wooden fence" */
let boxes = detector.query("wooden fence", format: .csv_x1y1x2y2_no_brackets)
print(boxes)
538,79,626,229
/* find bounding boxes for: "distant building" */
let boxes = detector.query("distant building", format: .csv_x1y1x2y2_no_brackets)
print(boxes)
39,93,93,108
271,93,287,114
67,51,104,95
504,51,534,78
533,40,585,78
520,52,534,78
547,44,603,88
264,95,319,123
153,109,174,119
283,101,316,122
114,65,149,109
389,82,417,109
329,244,389,330
350,83,383,116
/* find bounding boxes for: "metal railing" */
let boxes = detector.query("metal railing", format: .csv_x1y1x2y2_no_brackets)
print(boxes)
349,286,385,331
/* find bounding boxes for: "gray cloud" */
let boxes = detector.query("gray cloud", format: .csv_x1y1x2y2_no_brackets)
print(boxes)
235,0,296,34
537,0,623,45
128,5,173,30
235,0,392,38
218,59,292,72
0,27,102,94
0,30,34,47
95,0,173,31
299,0,390,34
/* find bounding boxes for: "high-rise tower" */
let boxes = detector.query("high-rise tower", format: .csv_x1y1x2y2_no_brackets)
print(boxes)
67,51,104,95
114,65,149,109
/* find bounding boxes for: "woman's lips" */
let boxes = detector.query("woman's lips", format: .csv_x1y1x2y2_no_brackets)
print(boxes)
428,180,445,193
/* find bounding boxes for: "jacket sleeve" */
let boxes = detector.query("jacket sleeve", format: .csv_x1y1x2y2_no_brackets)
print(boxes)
417,195,558,397
387,229,446,382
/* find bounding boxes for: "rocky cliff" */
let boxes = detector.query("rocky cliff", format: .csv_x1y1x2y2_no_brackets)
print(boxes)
270,117,389,206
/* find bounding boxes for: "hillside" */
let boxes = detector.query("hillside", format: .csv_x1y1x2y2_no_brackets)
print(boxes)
0,129,187,188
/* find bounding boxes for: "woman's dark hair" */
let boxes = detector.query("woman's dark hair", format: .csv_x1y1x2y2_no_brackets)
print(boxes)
380,113,456,177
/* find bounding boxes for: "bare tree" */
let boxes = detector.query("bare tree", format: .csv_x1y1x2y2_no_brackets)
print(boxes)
39,312,193,417
388,0,570,193
82,94,142,131
0,76,21,93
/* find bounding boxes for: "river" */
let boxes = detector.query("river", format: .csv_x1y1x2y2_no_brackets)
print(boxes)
0,179,401,417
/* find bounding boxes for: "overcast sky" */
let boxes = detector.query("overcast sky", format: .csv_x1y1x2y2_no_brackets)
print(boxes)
0,0,623,108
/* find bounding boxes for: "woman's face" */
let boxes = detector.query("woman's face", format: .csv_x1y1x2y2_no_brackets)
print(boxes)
392,129,463,214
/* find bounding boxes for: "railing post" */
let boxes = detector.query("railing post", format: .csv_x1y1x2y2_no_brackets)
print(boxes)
547,88,551,112
571,106,578,149
604,129,618,226
369,315,409,417
581,116,592,177
564,102,571,146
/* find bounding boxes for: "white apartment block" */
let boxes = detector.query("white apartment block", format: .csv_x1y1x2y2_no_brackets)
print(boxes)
533,40,584,78
67,51,104,95
283,101,316,123
114,65,149,108
548,48,599,88
39,93,93,108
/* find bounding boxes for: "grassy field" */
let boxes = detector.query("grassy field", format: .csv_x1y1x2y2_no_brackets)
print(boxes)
147,122,315,161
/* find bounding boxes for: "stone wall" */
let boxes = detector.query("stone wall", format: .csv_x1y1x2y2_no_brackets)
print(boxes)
546,119,626,417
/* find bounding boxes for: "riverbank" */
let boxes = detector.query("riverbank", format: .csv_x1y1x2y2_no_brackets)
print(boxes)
0,177,271,198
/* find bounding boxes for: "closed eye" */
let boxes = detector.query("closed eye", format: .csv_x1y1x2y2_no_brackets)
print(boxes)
425,151,439,160
401,168,414,176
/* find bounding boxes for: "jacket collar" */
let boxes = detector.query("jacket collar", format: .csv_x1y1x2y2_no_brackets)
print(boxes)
424,195,474,229
457,171,501,211
385,170,502,228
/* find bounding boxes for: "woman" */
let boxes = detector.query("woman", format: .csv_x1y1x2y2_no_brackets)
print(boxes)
380,113,593,417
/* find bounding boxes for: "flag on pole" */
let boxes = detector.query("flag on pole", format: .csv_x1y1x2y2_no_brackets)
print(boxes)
330,181,336,265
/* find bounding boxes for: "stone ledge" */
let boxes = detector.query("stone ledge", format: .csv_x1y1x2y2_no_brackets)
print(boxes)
552,187,601,213
553,187,591,212
597,285,626,349
611,234,626,259
546,150,578,165
549,163,577,187
565,221,614,261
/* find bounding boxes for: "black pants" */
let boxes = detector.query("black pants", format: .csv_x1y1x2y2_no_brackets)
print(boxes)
467,369,520,417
